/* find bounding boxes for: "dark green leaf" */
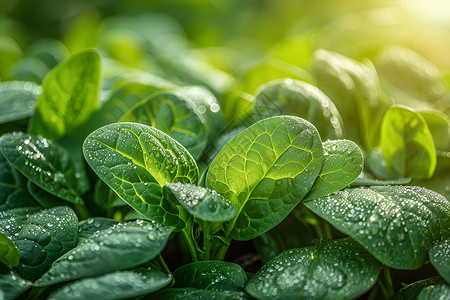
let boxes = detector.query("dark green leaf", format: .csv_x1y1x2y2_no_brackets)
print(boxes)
381,105,436,179
0,232,19,267
392,277,442,300
93,179,126,210
417,280,450,299
77,218,120,240
0,206,78,281
166,183,237,222
305,139,363,200
35,220,173,286
120,90,209,159
148,288,249,300
245,238,381,300
48,268,171,300
0,150,38,212
174,260,247,291
0,81,41,124
0,267,32,300
0,132,86,204
27,180,66,207
304,186,450,269
429,240,450,283
207,116,323,240
28,49,101,140
252,79,343,140
83,122,198,230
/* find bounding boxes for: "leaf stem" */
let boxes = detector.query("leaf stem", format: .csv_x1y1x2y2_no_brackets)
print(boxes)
181,227,199,262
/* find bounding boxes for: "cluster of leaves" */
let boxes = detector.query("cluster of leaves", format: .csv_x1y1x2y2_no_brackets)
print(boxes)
1,2,450,299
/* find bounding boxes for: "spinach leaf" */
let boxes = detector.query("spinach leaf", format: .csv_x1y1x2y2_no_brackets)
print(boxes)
77,217,121,240
166,183,237,222
0,132,87,204
0,206,78,281
0,81,41,124
207,116,323,240
417,280,450,299
83,122,198,230
392,277,442,300
173,260,247,291
304,186,450,269
35,220,173,286
245,238,381,300
0,150,38,211
252,79,343,140
0,266,32,300
28,49,101,140
120,90,209,159
0,232,19,267
381,105,437,179
47,269,171,300
429,239,450,283
305,139,363,200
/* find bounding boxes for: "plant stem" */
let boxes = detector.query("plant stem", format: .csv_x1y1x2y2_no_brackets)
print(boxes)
212,236,232,261
181,227,199,262
202,221,211,260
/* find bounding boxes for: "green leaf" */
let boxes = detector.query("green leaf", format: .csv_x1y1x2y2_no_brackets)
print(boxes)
419,109,450,151
28,49,101,140
430,240,450,283
245,238,381,300
305,139,363,200
35,220,173,286
174,261,247,291
0,132,86,204
207,116,323,240
27,180,66,207
0,232,19,267
83,122,198,230
166,183,237,222
149,288,249,300
0,81,41,124
0,150,38,212
392,277,442,300
252,79,343,140
0,206,78,281
47,268,171,300
0,267,32,300
313,49,391,150
417,280,450,299
381,105,436,179
77,218,120,240
304,186,450,269
119,90,209,159
351,177,412,187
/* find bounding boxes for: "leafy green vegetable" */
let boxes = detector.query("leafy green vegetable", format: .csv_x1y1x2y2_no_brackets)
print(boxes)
381,105,437,179
392,277,442,300
429,240,450,283
28,49,101,140
305,139,363,200
304,186,450,269
0,206,78,281
246,238,381,300
47,269,171,300
166,183,237,222
251,79,343,140
83,123,197,230
207,116,323,240
0,132,87,204
35,220,173,286
0,266,31,300
0,232,19,267
173,261,247,291
417,280,450,299
0,81,41,124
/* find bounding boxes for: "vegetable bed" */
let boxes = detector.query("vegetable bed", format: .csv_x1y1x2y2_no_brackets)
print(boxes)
1,1,450,299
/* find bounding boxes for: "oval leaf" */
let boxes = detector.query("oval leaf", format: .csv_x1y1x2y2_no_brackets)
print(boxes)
245,238,381,300
0,132,85,204
166,183,237,222
430,240,450,283
174,261,247,291
207,116,323,240
381,105,436,179
83,122,198,229
0,206,78,281
0,232,19,267
28,49,101,139
305,139,363,200
120,90,209,159
0,81,41,124
252,79,343,140
48,269,171,300
35,220,173,286
304,186,450,269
